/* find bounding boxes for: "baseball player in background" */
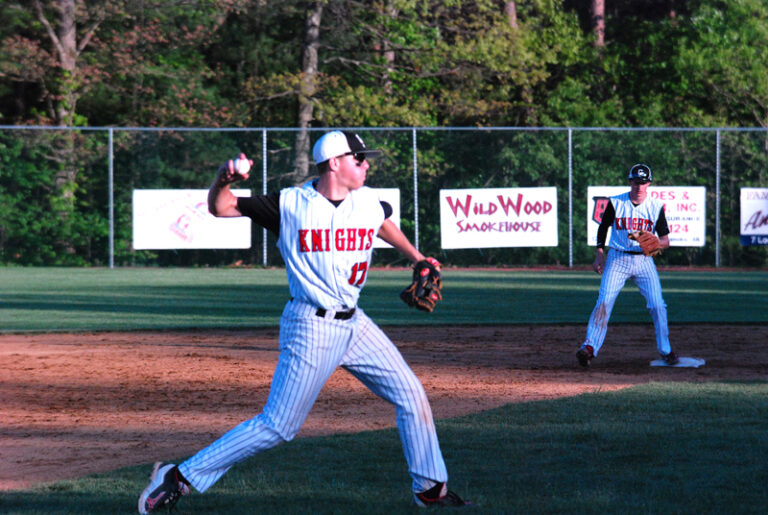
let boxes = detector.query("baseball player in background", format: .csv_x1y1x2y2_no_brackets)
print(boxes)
137,131,469,513
577,164,679,367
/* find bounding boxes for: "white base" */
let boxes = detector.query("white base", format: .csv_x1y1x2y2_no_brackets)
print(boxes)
650,356,706,368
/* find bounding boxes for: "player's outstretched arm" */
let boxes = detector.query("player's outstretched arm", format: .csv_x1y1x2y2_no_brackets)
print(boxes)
377,219,425,264
208,154,252,217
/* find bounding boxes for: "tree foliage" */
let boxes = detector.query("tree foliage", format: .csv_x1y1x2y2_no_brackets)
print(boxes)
3,0,766,129
0,0,766,266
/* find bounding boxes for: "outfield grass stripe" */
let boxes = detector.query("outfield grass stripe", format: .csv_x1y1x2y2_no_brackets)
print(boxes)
0,268,765,332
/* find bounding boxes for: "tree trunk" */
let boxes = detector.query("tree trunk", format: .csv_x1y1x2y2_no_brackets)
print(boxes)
34,0,103,254
504,1,518,30
504,3,533,122
592,0,605,47
293,2,323,184
55,0,78,125
379,2,398,94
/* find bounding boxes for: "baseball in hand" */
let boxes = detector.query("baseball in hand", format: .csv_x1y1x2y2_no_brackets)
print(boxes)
232,153,253,177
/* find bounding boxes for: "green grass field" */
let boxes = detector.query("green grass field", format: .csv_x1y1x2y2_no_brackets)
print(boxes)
0,267,765,332
3,382,767,514
1,267,767,514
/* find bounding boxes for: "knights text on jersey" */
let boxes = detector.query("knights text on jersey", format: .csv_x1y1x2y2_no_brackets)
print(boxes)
608,192,664,252
277,183,385,310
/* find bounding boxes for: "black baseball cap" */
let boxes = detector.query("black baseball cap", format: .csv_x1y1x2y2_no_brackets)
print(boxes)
628,163,653,183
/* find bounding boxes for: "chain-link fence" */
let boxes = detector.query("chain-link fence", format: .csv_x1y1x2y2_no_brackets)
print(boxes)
1,126,767,268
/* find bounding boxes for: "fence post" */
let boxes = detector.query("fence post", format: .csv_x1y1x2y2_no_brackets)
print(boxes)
262,128,268,266
108,127,114,269
568,128,573,268
715,129,721,267
412,128,419,251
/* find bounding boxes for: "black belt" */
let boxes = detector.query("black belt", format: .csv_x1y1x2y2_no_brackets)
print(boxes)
316,307,356,320
617,250,643,255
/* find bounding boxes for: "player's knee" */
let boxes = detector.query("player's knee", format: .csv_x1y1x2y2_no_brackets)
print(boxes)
271,421,301,442
408,377,429,399
405,383,434,417
258,412,298,442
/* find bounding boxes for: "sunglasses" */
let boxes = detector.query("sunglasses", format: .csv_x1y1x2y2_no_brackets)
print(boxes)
344,152,367,165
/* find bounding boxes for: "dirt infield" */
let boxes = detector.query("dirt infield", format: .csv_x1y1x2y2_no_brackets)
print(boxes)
1,323,766,491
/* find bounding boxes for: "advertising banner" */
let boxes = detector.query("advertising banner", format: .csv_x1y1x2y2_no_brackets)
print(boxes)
740,187,768,246
587,186,706,246
440,187,558,248
133,189,251,249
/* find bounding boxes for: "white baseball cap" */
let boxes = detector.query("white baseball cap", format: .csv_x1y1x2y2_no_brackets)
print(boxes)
312,130,382,164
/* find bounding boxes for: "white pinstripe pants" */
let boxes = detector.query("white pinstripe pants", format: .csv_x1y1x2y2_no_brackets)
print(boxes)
583,250,671,357
179,300,447,494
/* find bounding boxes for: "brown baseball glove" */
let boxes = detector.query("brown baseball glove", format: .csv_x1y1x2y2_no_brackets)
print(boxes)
400,257,443,312
628,231,663,257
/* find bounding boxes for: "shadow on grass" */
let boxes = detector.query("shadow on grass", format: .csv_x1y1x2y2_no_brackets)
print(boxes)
4,381,768,514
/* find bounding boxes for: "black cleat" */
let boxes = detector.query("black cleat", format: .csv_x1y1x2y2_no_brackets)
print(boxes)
413,482,471,508
662,351,680,365
577,345,594,367
138,462,190,514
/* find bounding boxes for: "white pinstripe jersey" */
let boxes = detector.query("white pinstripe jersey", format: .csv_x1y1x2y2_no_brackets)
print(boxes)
277,182,385,310
608,192,665,252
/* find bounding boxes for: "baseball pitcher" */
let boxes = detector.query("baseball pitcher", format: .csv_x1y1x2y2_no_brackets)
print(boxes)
137,131,469,513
